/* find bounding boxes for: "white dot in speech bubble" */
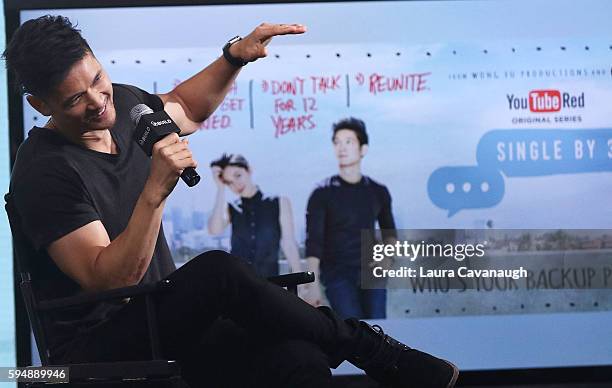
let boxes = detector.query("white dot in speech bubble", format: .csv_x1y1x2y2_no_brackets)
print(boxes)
463,182,471,193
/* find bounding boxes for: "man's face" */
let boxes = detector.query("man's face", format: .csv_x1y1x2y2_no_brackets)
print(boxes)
333,129,366,167
221,166,253,196
41,52,115,133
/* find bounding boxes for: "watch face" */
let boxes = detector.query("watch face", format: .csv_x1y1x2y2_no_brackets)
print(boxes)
228,35,242,45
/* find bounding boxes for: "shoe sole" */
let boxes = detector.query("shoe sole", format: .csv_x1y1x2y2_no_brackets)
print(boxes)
445,361,459,388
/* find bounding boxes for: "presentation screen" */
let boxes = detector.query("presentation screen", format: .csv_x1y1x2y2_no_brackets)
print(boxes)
19,0,612,375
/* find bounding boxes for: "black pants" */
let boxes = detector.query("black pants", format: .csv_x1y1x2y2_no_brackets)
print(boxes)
60,250,360,388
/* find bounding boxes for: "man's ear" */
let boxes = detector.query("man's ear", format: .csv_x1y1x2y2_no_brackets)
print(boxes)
26,95,52,116
360,144,369,158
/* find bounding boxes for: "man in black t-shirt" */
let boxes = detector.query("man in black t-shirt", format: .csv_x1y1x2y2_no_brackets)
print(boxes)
3,16,458,388
10,83,177,356
306,117,397,319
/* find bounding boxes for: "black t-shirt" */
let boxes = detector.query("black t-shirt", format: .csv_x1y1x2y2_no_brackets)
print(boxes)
9,83,176,358
305,175,397,281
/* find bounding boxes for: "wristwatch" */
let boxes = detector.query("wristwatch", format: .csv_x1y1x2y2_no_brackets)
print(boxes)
223,35,248,67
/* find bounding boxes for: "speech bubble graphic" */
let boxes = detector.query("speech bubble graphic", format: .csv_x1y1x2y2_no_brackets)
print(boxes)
477,128,612,177
428,166,505,217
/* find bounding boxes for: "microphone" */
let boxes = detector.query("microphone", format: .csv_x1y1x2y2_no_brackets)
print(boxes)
129,104,200,187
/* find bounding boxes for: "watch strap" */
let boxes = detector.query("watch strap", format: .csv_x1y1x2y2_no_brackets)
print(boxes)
223,35,248,67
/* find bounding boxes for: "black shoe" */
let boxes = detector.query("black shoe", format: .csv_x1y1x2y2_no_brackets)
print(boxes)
350,322,458,388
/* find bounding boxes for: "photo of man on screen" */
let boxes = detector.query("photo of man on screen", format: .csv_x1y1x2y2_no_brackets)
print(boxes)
306,117,397,319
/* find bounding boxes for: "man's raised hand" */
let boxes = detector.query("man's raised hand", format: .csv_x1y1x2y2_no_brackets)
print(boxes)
230,23,307,63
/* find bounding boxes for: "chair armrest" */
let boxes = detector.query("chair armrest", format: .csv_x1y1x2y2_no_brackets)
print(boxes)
37,279,172,312
267,271,315,288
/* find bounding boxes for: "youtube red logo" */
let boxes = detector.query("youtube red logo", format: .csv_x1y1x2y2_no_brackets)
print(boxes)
507,90,584,112
529,90,561,112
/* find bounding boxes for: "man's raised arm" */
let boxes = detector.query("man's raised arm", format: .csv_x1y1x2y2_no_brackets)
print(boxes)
159,23,306,136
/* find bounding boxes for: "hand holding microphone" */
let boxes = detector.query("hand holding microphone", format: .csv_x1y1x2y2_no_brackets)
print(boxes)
130,104,200,188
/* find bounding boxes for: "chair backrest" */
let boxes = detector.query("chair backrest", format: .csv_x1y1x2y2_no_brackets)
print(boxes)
5,192,51,365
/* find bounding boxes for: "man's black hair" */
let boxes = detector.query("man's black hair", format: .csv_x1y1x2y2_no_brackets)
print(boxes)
210,153,250,171
332,117,369,146
2,15,93,97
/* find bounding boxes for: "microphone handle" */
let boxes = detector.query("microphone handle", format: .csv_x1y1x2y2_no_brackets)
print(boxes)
181,167,201,187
